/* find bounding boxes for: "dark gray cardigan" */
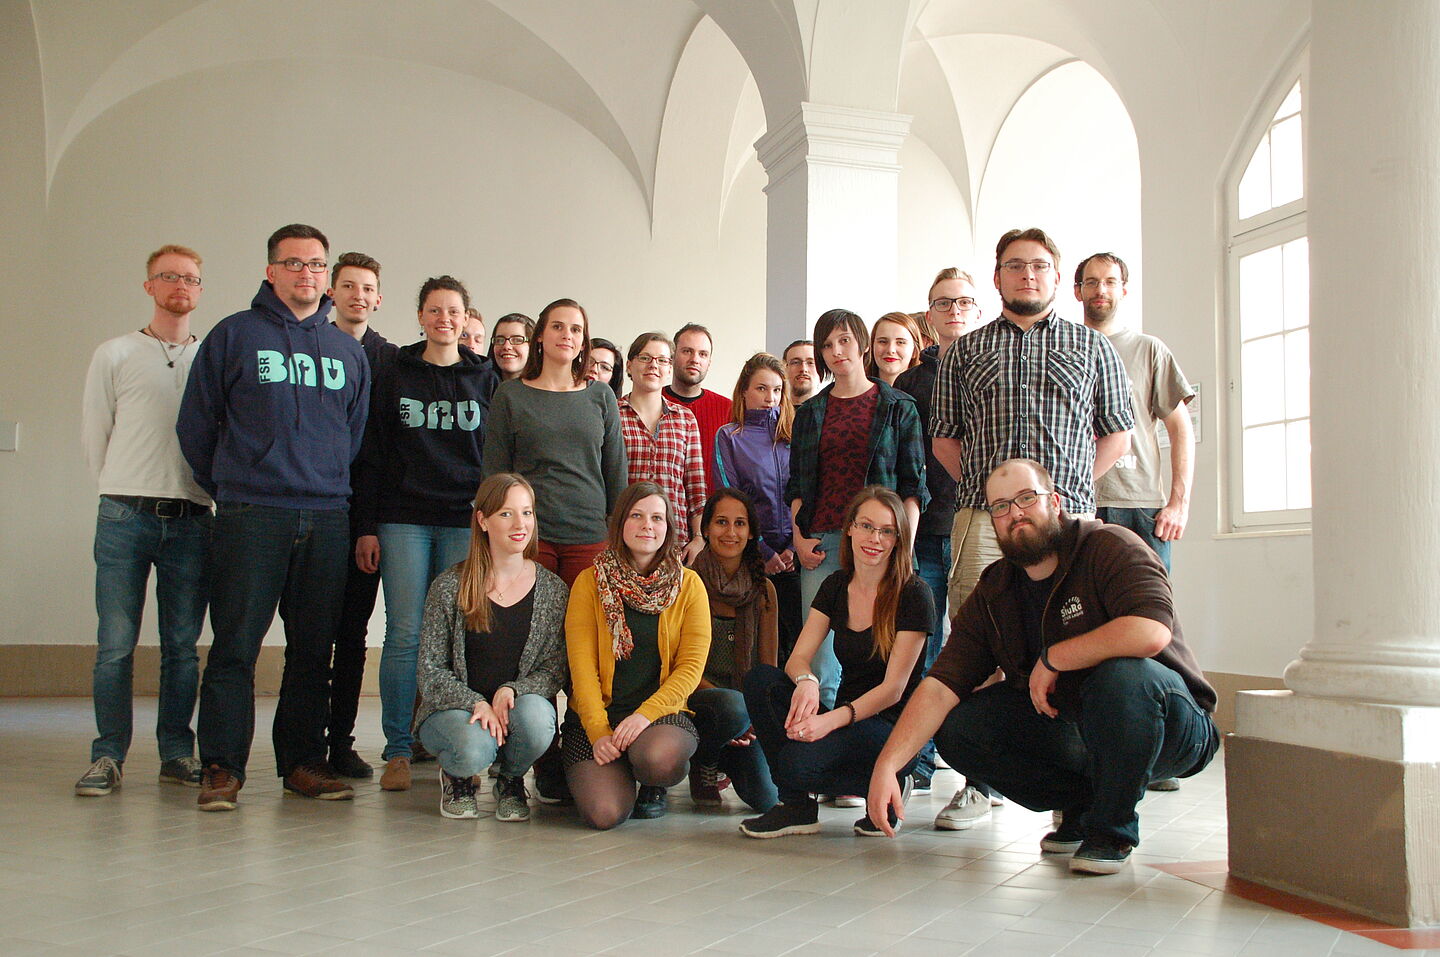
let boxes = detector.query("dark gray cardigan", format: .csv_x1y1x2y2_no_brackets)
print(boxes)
414,562,569,731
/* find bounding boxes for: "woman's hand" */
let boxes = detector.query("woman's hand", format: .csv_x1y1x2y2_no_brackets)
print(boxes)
786,708,842,743
784,678,821,729
728,727,757,748
490,686,516,735
469,700,506,746
355,535,380,574
592,735,622,765
611,713,652,751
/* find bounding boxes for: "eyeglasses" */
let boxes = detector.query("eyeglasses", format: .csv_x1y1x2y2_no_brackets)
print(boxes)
491,334,528,347
271,259,329,273
850,519,899,541
1000,260,1054,275
150,272,202,287
929,297,978,312
633,354,673,368
1079,278,1124,290
589,360,614,374
786,357,815,368
986,488,1050,518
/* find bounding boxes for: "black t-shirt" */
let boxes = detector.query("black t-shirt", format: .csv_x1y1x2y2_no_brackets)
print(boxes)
1016,570,1057,669
465,586,535,701
607,607,662,725
811,570,934,723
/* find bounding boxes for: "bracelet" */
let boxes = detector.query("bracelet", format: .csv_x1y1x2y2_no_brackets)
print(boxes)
843,702,857,726
795,673,819,685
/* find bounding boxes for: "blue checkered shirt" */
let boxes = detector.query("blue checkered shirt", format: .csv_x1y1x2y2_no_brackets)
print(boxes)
931,314,1134,513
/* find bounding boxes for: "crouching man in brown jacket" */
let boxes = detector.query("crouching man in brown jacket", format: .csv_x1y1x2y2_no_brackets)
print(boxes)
866,458,1219,874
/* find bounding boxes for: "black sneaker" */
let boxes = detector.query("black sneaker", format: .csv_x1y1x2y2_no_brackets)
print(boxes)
158,756,203,787
739,800,820,838
75,757,122,796
534,757,573,806
1147,777,1181,791
1070,838,1134,874
1040,814,1086,854
329,746,374,779
632,785,668,819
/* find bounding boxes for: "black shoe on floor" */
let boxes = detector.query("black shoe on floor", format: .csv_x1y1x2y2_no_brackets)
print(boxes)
739,800,821,838
1070,838,1134,874
632,785,668,819
329,746,374,779
534,757,573,806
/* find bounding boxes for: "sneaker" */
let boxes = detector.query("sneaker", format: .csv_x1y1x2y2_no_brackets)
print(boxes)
832,794,864,808
75,757,122,796
534,761,573,806
739,800,821,838
1148,777,1181,791
935,785,991,830
197,764,242,811
1070,838,1134,874
855,776,909,836
379,756,412,791
1040,816,1086,854
990,792,1006,806
158,756,203,788
329,746,374,779
910,775,933,795
487,761,501,779
494,773,530,822
689,762,724,807
632,785,668,819
439,769,479,819
283,762,354,800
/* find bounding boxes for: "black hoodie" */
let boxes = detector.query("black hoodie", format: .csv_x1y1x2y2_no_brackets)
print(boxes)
352,342,499,535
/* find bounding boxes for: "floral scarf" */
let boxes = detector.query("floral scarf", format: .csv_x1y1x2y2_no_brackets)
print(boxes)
593,546,683,660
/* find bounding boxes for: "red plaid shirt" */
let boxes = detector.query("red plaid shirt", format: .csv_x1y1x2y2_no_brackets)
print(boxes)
618,396,706,546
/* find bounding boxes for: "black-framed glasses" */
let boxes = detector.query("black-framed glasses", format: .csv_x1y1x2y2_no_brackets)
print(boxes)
850,519,899,541
271,258,328,273
491,334,528,347
999,260,1054,275
986,488,1050,518
632,354,673,368
589,360,614,374
149,272,202,287
929,297,977,312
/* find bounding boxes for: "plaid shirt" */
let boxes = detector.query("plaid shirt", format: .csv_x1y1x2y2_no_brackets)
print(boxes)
785,379,930,538
618,396,706,546
931,313,1134,513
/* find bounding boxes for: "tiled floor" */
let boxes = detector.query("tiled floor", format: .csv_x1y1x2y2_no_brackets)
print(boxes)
1,696,1425,956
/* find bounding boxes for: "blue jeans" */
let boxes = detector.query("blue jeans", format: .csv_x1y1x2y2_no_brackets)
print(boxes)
798,530,842,708
1097,507,1172,572
745,664,916,805
418,695,557,779
91,497,211,764
688,687,778,812
377,523,472,759
933,658,1219,846
197,503,349,779
911,531,951,782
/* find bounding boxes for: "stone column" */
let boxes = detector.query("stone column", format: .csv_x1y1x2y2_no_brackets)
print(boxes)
1227,0,1440,926
755,103,911,355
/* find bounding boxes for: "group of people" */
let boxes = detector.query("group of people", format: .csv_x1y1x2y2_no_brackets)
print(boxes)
78,221,1217,875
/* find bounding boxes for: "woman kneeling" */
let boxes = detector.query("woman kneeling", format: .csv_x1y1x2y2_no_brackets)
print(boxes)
415,473,568,821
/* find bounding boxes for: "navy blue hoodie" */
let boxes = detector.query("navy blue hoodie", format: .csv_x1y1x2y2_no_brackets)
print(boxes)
177,282,370,509
352,341,499,536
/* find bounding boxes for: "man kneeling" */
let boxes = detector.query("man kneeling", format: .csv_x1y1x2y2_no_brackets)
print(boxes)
866,458,1218,873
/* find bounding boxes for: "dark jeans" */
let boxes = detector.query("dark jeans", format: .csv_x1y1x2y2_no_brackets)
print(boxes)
933,658,1219,846
1097,507,1172,573
91,497,211,763
768,568,803,662
911,531,950,781
744,663,915,805
688,686,778,812
328,528,379,750
197,503,349,780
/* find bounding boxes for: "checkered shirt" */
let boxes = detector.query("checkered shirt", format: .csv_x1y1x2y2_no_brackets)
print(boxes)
618,396,706,546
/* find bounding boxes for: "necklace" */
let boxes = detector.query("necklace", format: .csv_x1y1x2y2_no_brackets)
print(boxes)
141,326,194,368
489,563,532,604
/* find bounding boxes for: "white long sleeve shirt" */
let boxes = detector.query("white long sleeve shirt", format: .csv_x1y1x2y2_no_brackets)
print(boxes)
81,331,212,505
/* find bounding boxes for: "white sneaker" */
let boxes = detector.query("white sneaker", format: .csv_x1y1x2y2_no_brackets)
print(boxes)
832,794,865,808
935,785,992,830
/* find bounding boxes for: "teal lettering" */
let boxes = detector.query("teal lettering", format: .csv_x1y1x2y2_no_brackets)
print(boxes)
321,357,346,390
455,400,482,431
399,398,424,428
257,350,287,383
289,353,316,387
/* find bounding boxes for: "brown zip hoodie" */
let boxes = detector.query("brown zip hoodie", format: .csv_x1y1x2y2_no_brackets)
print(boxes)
928,517,1216,714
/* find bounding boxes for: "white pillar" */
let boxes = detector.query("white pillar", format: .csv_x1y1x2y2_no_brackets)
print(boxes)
755,103,911,355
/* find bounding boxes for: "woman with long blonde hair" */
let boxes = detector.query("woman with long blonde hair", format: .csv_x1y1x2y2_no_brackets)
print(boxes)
414,473,568,822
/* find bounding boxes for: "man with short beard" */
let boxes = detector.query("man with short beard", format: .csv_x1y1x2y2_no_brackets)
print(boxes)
663,323,730,495
931,228,1134,614
782,339,817,404
865,459,1218,875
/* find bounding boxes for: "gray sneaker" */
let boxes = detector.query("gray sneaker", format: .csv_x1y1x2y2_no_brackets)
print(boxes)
935,785,992,830
76,757,122,796
494,773,531,822
439,769,479,820
159,756,203,788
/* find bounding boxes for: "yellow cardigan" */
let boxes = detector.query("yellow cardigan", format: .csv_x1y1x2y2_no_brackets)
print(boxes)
565,566,712,745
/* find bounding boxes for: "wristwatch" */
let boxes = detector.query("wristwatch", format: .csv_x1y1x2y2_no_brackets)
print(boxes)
795,673,819,685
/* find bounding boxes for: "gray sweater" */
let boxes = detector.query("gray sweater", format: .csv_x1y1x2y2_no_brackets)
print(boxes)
482,378,628,544
414,562,570,731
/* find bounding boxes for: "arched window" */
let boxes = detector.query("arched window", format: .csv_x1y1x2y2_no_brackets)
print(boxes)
1225,60,1308,531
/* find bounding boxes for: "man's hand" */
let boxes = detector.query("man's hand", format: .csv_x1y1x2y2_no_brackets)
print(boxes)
1028,661,1059,718
683,537,705,566
795,536,825,571
1154,503,1188,542
866,766,905,838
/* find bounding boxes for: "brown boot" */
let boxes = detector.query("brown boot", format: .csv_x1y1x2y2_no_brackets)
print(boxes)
379,756,412,791
283,761,355,800
198,764,242,811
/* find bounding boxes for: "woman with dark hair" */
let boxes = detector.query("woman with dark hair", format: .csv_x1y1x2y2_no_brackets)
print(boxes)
353,275,499,792
563,482,710,828
786,309,928,718
715,352,801,654
687,488,779,812
586,336,625,400
414,473,567,821
489,313,533,382
740,486,932,838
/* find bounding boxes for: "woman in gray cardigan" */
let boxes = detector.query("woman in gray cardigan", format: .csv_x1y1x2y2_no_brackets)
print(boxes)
415,473,569,821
